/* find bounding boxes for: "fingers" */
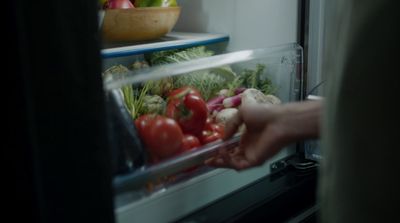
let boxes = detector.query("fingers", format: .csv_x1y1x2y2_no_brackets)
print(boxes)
245,126,285,165
229,156,252,170
205,147,253,170
205,157,228,167
205,156,234,169
205,146,234,168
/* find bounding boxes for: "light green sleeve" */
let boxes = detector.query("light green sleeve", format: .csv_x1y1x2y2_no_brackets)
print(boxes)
319,1,400,223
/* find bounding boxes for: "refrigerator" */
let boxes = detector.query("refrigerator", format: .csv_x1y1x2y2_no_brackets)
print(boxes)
11,0,325,222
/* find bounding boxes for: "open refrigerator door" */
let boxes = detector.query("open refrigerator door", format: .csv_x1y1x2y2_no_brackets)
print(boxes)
102,42,303,222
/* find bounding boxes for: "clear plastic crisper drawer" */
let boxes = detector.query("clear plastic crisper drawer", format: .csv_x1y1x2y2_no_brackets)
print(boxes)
103,43,303,199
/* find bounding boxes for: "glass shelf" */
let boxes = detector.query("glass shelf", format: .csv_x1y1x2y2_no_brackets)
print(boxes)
101,32,229,58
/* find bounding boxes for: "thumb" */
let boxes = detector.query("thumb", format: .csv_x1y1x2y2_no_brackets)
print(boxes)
245,127,284,165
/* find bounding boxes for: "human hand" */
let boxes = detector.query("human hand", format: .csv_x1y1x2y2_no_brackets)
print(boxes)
205,101,321,170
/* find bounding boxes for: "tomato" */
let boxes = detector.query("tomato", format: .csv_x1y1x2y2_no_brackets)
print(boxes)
166,88,208,136
200,130,223,145
135,115,184,159
212,124,225,137
135,114,155,135
180,134,202,173
149,155,160,165
204,117,214,130
204,120,225,138
181,134,201,153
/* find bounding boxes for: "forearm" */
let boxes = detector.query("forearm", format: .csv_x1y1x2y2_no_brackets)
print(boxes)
280,100,322,141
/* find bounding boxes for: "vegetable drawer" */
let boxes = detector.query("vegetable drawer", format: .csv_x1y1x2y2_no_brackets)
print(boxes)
103,43,303,204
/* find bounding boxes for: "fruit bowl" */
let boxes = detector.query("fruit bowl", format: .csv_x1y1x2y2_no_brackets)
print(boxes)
102,7,181,42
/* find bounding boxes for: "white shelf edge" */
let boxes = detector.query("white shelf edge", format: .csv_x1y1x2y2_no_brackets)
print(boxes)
101,32,229,58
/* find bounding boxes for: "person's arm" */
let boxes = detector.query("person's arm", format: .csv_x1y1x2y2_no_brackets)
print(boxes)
205,100,322,170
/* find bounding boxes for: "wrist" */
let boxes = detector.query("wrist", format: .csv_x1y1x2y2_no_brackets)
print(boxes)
279,100,322,141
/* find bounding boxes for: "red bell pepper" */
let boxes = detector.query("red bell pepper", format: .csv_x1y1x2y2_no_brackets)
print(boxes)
166,87,208,136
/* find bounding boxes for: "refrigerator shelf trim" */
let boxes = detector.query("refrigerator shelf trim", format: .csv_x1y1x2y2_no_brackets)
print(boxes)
101,32,229,58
